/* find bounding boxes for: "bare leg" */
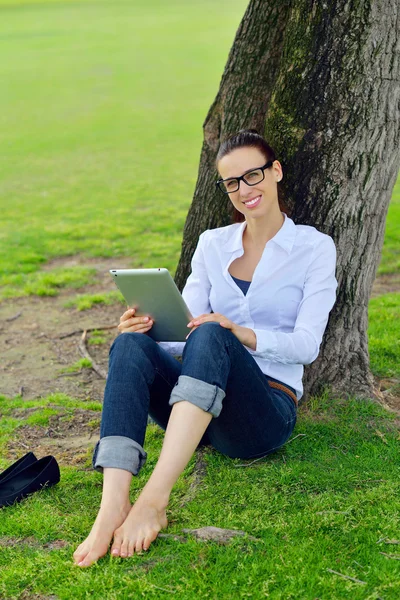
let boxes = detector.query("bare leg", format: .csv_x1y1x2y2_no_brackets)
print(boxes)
73,467,133,567
111,400,212,557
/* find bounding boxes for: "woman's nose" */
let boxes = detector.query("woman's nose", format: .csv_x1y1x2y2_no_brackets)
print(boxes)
238,179,253,194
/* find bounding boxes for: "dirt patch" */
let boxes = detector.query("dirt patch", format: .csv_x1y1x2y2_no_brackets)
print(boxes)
39,254,141,297
0,536,69,551
374,377,400,419
0,295,119,401
179,447,209,508
0,255,131,400
371,272,400,297
17,592,58,600
6,409,100,466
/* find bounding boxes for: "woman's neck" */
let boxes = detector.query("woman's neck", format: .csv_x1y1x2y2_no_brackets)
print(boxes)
243,209,285,251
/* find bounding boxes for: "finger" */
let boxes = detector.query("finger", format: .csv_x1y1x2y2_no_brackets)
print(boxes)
120,307,136,322
187,313,210,326
188,315,218,327
118,316,152,331
120,321,153,334
219,320,232,328
121,324,153,334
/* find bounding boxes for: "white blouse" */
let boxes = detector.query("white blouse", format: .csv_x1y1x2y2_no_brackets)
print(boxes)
159,212,338,400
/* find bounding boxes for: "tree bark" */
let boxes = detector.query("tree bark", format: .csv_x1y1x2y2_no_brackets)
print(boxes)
175,0,400,401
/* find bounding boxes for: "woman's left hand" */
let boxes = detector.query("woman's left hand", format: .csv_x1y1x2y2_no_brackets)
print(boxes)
186,313,257,350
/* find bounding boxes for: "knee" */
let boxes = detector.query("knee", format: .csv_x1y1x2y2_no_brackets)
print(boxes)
186,321,231,346
110,332,157,359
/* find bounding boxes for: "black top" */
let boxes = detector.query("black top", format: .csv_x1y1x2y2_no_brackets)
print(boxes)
230,274,251,296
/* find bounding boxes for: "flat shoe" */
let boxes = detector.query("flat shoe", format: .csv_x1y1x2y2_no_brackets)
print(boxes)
0,455,60,508
0,452,38,484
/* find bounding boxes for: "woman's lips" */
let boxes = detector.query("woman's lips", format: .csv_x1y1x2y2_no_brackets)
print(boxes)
243,195,261,209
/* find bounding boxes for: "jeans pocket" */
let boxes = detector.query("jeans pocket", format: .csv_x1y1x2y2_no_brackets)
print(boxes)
273,391,297,426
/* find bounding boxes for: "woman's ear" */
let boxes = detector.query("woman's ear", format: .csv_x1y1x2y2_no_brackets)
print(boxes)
273,160,283,182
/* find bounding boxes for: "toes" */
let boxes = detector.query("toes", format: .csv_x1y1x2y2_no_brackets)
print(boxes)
146,528,160,548
135,535,144,553
143,536,152,552
73,546,87,565
120,537,129,558
76,550,98,568
111,529,123,557
135,529,156,553
128,540,135,557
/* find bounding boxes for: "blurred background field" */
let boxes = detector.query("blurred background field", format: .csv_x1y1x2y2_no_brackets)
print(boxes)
0,1,399,599
0,0,249,286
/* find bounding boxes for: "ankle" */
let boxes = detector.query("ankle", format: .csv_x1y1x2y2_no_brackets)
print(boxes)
136,489,170,512
99,497,131,512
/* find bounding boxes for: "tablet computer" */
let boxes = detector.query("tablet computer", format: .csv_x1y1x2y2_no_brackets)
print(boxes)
109,268,193,342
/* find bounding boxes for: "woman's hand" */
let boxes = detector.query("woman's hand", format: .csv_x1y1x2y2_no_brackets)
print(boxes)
186,313,257,350
118,307,154,335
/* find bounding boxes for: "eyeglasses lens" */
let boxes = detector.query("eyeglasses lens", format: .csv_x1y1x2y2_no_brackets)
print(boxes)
243,168,263,185
219,168,264,194
220,180,239,193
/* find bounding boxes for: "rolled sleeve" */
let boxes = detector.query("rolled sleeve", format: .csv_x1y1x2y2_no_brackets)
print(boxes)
250,327,320,365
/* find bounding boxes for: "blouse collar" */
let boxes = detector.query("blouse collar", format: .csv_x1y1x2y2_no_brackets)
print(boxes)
222,212,296,255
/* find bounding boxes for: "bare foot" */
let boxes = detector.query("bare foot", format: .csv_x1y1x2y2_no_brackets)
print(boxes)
111,499,168,557
73,500,132,567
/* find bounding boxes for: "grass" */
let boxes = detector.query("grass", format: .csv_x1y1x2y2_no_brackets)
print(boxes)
0,392,102,456
0,267,97,300
0,392,399,598
0,0,249,291
379,180,400,275
368,293,400,379
59,358,93,374
0,0,399,598
87,330,107,346
63,290,125,311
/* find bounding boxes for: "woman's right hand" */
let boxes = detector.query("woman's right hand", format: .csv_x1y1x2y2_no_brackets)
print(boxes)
118,307,154,334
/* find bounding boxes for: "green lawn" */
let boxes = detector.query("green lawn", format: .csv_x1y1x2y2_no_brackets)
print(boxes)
0,0,248,286
0,392,399,599
0,1,399,599
379,178,400,275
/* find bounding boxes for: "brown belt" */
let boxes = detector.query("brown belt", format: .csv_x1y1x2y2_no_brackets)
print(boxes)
267,380,298,407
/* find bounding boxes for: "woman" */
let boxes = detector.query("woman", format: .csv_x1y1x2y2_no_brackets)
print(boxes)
73,129,337,567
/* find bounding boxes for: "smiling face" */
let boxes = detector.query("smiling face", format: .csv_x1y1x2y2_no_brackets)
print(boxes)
217,147,283,220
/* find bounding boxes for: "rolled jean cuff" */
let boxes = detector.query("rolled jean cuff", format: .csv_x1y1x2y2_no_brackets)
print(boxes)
169,375,226,418
92,435,147,476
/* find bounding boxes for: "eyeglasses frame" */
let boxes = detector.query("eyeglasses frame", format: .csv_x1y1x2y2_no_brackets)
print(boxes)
215,160,275,194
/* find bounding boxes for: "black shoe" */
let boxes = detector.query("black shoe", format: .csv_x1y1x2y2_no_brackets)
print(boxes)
0,452,38,484
0,456,60,508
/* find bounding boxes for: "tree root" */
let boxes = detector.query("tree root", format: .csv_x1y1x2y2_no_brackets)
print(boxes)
59,324,117,339
179,446,208,508
78,330,108,380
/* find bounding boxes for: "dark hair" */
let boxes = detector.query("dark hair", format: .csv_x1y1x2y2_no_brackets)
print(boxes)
216,129,287,223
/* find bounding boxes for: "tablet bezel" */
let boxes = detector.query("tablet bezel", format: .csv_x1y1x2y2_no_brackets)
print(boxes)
110,268,193,342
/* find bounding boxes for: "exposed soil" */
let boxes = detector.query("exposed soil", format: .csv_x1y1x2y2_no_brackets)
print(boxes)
0,256,126,401
6,408,101,467
0,536,68,551
370,272,400,297
0,256,399,463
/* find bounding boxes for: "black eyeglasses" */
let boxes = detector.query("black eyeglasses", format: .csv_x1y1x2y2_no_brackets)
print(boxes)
216,160,274,194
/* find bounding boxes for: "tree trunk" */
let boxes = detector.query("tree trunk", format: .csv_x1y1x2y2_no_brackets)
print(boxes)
175,0,400,401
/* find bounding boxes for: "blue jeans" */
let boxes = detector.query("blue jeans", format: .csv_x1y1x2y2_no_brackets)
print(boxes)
92,322,297,475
